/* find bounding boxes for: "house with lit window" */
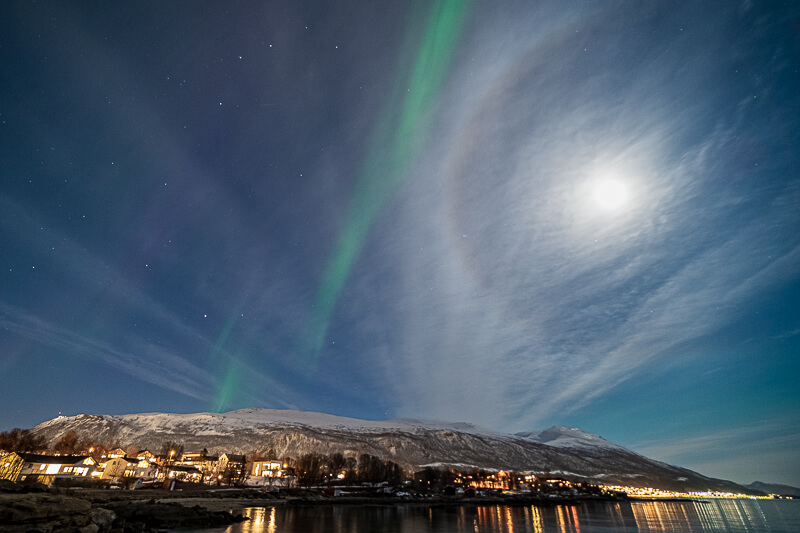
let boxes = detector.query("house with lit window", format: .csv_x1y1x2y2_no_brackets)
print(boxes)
131,458,159,479
99,457,137,481
135,450,157,463
167,464,203,482
0,453,96,484
179,451,218,483
249,459,283,479
106,447,127,459
217,453,246,482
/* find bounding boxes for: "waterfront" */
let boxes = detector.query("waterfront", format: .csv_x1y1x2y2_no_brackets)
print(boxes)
179,499,800,532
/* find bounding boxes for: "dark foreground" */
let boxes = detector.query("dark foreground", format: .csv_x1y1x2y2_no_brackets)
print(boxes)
0,480,249,533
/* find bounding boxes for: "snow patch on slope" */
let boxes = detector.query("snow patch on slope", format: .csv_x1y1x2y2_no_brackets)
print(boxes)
516,426,623,450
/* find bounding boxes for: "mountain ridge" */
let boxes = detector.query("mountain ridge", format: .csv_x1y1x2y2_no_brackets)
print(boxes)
30,408,754,494
745,481,800,497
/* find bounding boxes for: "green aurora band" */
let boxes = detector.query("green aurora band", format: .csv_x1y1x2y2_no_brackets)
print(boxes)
211,312,242,412
209,297,248,411
306,0,471,363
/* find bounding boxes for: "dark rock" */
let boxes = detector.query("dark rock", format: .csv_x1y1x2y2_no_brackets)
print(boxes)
0,479,47,493
91,507,117,529
105,500,247,529
0,493,94,532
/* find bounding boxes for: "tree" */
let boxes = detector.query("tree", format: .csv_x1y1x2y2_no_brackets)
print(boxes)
296,453,324,488
84,442,108,462
326,452,347,475
343,457,357,483
0,429,18,452
18,431,47,452
81,440,107,461
385,460,403,485
357,454,401,484
160,441,184,459
221,462,248,486
414,467,456,491
54,431,80,454
0,428,48,453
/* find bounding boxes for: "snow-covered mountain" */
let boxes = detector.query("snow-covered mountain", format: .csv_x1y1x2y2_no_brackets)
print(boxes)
517,426,625,450
30,408,750,493
746,481,800,497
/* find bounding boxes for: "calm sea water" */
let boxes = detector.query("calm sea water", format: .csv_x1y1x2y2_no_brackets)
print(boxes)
183,499,800,533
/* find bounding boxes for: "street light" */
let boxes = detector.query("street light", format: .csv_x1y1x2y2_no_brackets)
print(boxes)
162,450,176,489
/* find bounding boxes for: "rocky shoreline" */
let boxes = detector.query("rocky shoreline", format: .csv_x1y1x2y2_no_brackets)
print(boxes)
0,481,249,532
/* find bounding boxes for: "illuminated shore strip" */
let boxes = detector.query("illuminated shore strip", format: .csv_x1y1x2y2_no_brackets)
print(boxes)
601,484,780,500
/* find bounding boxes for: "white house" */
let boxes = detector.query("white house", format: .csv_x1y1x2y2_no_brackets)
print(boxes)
0,453,96,484
99,457,137,481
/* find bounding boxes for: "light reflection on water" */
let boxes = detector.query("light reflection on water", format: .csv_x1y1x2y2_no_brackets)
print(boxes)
184,499,800,533
230,507,269,532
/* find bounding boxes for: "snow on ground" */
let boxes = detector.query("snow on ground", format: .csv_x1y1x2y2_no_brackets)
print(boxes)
517,426,624,450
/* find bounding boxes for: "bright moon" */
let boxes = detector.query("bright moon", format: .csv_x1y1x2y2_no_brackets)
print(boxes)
592,178,629,210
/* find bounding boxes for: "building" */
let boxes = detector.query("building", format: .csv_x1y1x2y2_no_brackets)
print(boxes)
136,450,157,463
250,459,283,479
131,458,159,479
217,453,246,483
179,451,219,483
0,453,96,484
167,464,203,482
106,447,127,459
99,457,137,481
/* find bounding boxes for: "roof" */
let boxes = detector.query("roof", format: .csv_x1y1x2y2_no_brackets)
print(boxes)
182,452,219,460
18,453,94,465
221,453,245,462
169,465,202,473
105,456,137,464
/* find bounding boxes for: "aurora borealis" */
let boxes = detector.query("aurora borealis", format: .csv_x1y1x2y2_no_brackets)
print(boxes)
308,0,470,363
1,1,799,487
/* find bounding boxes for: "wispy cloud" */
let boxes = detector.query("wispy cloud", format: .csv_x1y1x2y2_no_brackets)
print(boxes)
0,191,301,409
328,1,800,433
2,2,797,473
633,421,800,460
0,302,214,400
630,419,800,485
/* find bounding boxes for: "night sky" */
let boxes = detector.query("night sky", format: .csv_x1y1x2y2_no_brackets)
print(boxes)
2,1,799,487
